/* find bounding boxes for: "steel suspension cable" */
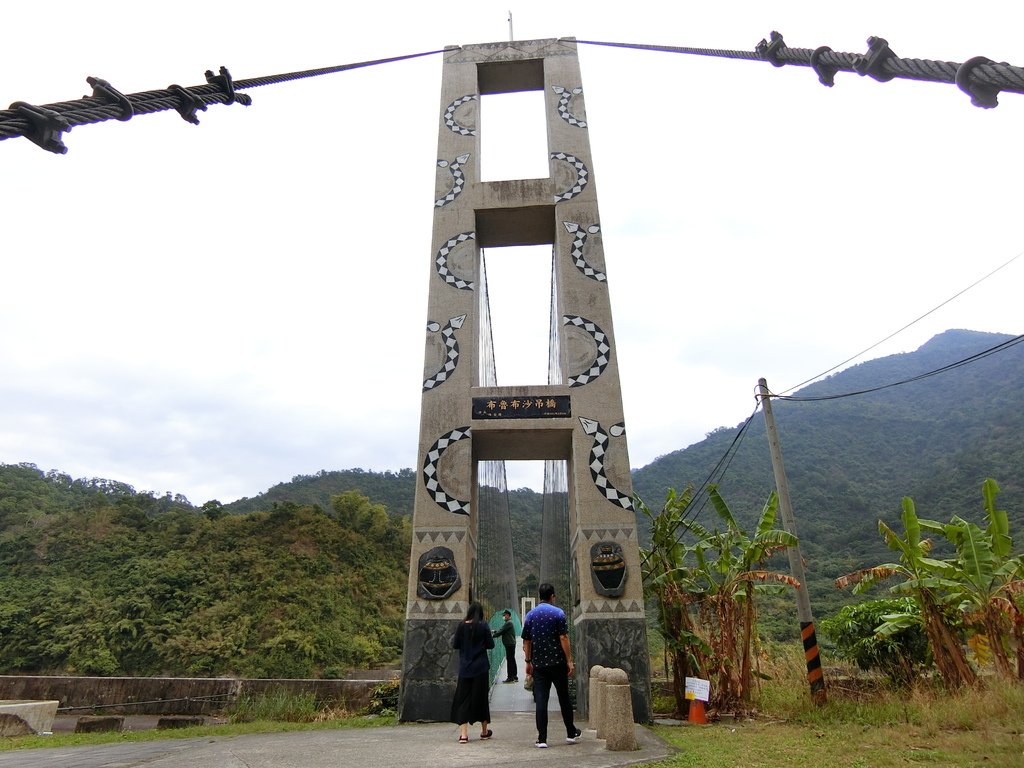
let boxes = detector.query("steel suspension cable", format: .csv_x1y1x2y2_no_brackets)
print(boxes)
1,48,445,153
575,33,1024,108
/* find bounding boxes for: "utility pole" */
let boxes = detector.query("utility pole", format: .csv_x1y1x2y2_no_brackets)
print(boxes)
757,377,827,704
507,11,514,41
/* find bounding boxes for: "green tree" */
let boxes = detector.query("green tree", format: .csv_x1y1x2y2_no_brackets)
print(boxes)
819,598,930,685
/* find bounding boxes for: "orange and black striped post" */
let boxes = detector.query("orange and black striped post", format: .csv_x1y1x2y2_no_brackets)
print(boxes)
801,621,827,704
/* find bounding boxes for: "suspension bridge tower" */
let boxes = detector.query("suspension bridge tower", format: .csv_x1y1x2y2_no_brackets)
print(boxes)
400,37,651,723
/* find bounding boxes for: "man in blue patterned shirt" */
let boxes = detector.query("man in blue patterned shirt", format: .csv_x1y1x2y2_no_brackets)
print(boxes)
521,583,582,748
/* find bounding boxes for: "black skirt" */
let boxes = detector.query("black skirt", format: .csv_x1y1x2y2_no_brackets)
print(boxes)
450,672,490,725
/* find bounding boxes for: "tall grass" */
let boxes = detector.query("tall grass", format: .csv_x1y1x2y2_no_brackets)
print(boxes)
754,642,1024,732
649,643,1024,768
228,691,322,723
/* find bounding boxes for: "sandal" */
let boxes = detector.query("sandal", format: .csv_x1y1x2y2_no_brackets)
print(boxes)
481,729,492,739
458,735,469,744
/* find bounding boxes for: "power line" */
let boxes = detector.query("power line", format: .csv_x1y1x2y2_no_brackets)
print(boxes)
771,333,1024,402
780,249,1024,395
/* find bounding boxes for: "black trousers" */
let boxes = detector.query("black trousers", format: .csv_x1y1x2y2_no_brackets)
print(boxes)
504,646,517,680
531,662,576,742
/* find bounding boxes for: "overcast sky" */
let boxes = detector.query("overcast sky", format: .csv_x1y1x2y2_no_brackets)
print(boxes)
2,2,1021,504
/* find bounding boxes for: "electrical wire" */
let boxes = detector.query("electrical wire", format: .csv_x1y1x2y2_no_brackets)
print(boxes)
772,333,1024,402
780,249,1024,395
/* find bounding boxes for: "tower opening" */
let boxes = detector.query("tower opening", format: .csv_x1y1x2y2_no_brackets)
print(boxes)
479,90,548,181
481,244,552,386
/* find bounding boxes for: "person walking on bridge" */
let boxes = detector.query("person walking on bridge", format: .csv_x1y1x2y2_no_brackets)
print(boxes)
521,583,582,749
450,601,494,743
492,609,518,683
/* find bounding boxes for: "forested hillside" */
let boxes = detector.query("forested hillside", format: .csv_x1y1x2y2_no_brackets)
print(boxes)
632,329,1024,622
0,465,407,677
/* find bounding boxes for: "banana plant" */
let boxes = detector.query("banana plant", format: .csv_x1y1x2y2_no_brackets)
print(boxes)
919,479,1024,679
836,496,977,689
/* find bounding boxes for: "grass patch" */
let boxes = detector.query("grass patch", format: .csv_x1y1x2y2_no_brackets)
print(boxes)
0,713,397,752
648,644,1024,768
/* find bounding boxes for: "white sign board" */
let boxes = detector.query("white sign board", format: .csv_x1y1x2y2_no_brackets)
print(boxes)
684,676,710,702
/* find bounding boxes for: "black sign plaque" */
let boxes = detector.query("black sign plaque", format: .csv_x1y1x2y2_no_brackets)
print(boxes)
472,395,571,420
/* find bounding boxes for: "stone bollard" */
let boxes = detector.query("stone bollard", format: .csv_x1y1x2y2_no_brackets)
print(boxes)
75,715,125,733
602,668,636,751
588,665,605,734
157,716,205,729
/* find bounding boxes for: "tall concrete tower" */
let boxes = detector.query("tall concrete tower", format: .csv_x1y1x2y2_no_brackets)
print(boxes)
400,38,650,723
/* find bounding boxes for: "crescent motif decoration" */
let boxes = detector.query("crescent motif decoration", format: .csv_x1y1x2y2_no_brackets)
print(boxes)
579,417,634,512
422,426,472,515
423,314,467,391
443,94,478,136
551,151,589,202
563,221,606,282
563,314,611,387
435,231,475,291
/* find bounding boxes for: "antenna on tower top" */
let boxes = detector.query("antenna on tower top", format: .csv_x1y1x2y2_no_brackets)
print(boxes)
508,11,514,41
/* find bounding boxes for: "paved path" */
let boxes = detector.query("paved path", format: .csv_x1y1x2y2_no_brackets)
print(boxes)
0,715,670,768
2,641,672,767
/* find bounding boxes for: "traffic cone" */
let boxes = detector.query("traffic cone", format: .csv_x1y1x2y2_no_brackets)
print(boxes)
687,699,707,724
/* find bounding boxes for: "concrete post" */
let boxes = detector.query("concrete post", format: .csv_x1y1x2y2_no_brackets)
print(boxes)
602,668,637,751
588,665,605,733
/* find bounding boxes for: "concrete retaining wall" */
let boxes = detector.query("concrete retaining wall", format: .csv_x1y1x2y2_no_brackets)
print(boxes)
0,676,396,715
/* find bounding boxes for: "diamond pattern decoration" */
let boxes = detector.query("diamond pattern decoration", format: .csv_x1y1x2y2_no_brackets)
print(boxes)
579,417,634,512
551,151,589,201
552,85,588,128
443,94,477,136
422,426,472,515
435,231,475,291
423,314,467,391
435,153,471,208
563,221,606,282
562,315,610,386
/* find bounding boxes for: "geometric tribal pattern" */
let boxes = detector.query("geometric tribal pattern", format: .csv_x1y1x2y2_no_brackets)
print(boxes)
563,221,607,282
551,151,589,201
435,231,475,291
552,85,587,128
423,314,467,391
407,599,469,618
422,426,472,515
443,94,478,136
578,598,645,617
579,417,635,512
562,314,611,386
435,153,470,208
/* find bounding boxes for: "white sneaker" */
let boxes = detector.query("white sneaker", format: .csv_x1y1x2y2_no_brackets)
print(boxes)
566,727,582,744
535,741,548,748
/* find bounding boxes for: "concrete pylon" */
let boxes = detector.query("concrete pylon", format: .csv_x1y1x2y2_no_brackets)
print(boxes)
398,37,650,723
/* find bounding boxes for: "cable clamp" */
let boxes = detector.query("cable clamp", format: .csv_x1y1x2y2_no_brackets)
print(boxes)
809,46,838,87
9,101,71,154
205,66,252,106
86,76,134,121
955,56,1000,109
756,31,786,67
854,36,897,82
168,84,208,125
